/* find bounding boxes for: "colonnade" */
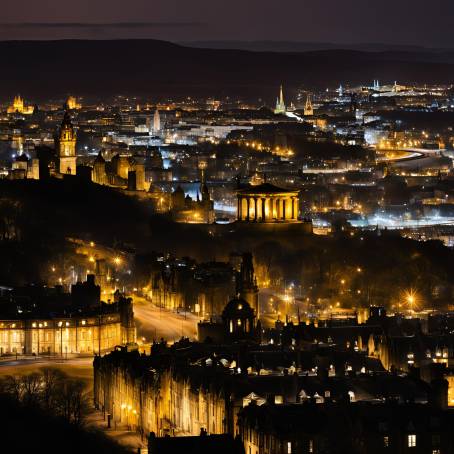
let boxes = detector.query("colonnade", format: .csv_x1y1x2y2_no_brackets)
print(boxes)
237,195,299,222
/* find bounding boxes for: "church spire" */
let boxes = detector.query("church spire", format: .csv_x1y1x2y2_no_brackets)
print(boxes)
304,94,314,116
274,84,286,114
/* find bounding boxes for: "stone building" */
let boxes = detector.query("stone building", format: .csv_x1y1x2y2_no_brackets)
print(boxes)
10,154,40,180
150,258,236,317
0,298,135,356
0,280,136,356
94,346,230,437
236,183,300,223
7,95,34,115
170,161,215,224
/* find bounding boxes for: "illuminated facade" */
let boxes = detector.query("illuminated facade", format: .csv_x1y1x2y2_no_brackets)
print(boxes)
304,94,314,116
236,183,300,222
0,315,133,356
11,154,40,180
0,299,136,356
7,95,34,115
93,152,108,185
170,161,215,223
94,350,228,436
153,109,161,135
66,95,81,110
57,111,77,175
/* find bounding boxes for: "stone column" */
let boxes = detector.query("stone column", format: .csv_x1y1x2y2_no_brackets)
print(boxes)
261,198,266,222
254,198,258,222
246,197,250,221
294,197,299,220
282,199,287,220
237,197,241,220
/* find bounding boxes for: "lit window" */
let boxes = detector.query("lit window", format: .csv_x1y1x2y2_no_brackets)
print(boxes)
309,440,313,453
408,434,416,448
383,436,389,447
432,450,440,454
287,441,292,454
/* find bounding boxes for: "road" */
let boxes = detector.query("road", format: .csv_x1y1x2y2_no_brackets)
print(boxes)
133,297,199,342
0,297,200,381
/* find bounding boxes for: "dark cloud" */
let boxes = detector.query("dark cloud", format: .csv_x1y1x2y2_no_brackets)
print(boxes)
1,0,454,46
0,22,204,29
0,22,206,40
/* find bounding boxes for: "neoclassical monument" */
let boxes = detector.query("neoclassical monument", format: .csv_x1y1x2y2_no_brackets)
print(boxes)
236,183,300,222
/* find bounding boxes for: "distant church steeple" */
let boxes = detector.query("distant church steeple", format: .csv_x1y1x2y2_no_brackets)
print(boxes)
304,94,314,116
274,85,286,114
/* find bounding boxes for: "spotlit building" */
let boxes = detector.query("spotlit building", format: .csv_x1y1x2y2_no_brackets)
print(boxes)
236,183,300,222
0,278,136,356
7,95,34,115
0,301,135,356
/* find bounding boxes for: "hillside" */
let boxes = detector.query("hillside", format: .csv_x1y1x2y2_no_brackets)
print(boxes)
1,40,454,101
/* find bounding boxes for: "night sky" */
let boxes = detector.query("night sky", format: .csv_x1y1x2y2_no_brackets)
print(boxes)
1,0,454,47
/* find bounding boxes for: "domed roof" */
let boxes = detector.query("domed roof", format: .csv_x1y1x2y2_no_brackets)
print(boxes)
222,297,254,319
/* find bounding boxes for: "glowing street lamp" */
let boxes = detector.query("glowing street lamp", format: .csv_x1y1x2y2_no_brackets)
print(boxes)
404,290,418,315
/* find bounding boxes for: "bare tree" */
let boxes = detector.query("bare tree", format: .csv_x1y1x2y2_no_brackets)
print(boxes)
1,375,23,401
21,373,42,406
55,379,90,426
40,367,67,410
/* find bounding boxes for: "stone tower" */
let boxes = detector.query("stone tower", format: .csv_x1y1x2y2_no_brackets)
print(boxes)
199,160,210,202
93,152,107,185
153,109,161,135
57,111,77,175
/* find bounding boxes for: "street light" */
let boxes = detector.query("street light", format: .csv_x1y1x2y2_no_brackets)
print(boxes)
404,290,418,315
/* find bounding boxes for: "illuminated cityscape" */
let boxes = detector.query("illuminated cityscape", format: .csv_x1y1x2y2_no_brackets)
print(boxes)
2,2,454,454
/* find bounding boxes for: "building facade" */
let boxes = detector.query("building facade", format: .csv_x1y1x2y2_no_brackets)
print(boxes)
237,183,300,223
0,299,136,356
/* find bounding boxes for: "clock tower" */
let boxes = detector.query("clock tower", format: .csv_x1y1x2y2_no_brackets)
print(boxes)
57,111,77,175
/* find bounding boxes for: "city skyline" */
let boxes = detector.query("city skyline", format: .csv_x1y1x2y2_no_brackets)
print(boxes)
2,3,454,453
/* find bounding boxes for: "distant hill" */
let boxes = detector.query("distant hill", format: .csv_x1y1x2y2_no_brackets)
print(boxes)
181,40,454,57
1,39,454,101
